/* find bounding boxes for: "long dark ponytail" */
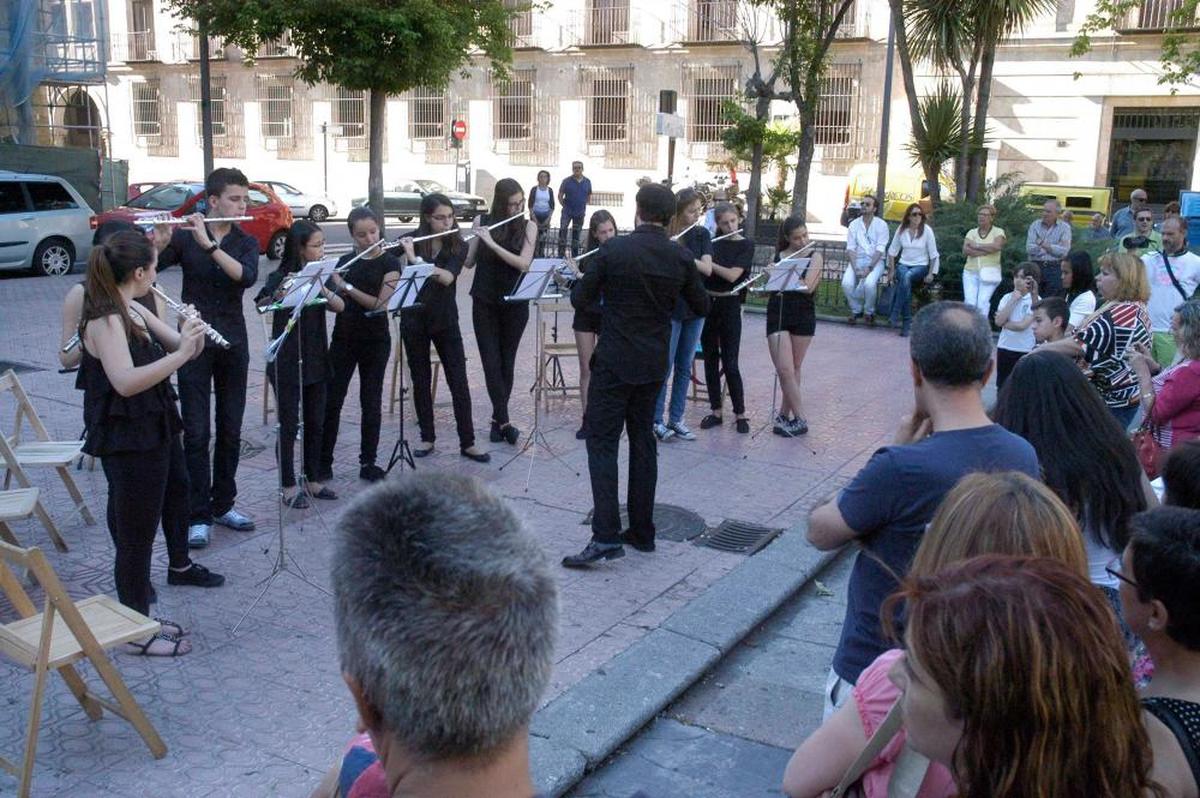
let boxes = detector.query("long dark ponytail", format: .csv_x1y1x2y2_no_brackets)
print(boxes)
489,178,526,251
81,230,154,343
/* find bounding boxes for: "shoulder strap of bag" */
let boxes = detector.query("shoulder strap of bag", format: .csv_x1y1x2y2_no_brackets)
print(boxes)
1143,698,1200,787
1160,251,1190,303
831,700,903,798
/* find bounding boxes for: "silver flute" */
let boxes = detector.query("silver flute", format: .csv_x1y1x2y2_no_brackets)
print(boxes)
151,286,232,349
61,331,81,353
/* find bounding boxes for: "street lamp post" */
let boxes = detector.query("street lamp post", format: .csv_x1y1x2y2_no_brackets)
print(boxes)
321,122,328,194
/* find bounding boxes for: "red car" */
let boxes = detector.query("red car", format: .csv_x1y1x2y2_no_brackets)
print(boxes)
97,180,294,260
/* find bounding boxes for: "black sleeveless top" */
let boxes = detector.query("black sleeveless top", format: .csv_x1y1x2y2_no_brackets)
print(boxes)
80,318,182,457
1143,696,1200,791
766,250,815,325
469,215,528,304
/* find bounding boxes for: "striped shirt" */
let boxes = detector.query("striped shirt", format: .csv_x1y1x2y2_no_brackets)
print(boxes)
1075,301,1152,408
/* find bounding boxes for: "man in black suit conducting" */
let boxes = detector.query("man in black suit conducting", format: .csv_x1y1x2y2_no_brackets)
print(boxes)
563,183,709,568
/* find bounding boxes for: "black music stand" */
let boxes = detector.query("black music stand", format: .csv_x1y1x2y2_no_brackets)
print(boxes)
378,263,433,474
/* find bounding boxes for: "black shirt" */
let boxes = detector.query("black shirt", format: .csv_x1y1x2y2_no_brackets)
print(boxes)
707,237,755,297
572,224,709,384
469,214,529,304
673,226,713,321
402,243,466,334
332,251,400,343
255,266,334,384
157,223,259,346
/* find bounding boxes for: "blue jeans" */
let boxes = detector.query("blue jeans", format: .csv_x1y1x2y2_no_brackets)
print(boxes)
889,263,929,324
655,317,705,425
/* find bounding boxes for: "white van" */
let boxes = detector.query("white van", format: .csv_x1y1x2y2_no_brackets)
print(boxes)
0,172,94,275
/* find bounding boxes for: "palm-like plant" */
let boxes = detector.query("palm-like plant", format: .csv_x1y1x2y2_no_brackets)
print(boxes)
904,81,962,206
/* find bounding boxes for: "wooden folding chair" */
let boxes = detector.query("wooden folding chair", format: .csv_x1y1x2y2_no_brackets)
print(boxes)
533,300,580,407
260,315,275,425
0,488,41,549
0,370,93,549
0,540,166,797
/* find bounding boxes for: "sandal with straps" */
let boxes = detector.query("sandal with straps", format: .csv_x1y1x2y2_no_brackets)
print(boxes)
124,632,191,658
155,617,190,637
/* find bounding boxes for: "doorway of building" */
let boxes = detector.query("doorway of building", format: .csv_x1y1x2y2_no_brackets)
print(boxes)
1107,107,1199,205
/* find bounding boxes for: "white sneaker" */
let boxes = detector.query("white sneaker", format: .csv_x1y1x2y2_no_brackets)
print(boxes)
667,421,696,441
654,422,675,441
187,523,211,549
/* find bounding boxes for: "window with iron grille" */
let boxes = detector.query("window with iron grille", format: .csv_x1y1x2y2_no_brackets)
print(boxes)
333,87,366,139
689,0,738,41
683,65,738,143
408,86,447,140
814,65,857,146
189,76,226,139
580,67,631,143
257,75,294,139
504,0,533,44
586,0,630,44
591,190,624,206
132,81,161,137
492,68,534,141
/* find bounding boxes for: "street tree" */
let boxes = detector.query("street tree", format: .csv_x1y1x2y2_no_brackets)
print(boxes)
164,0,514,220
771,0,857,220
1071,0,1199,90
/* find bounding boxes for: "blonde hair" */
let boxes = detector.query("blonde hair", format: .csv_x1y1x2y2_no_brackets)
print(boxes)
1099,251,1151,303
976,204,996,218
910,471,1087,580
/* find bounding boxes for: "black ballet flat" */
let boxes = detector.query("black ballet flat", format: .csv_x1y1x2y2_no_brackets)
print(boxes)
460,448,492,463
489,421,504,443
413,443,435,458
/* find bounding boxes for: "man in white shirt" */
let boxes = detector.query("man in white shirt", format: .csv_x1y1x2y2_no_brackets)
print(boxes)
842,195,890,325
1142,216,1200,367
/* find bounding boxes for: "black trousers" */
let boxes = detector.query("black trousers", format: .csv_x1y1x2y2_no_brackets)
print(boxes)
268,368,327,489
586,364,660,545
995,347,1025,392
101,435,190,617
321,335,390,475
402,321,476,448
559,213,584,257
177,339,248,524
472,299,529,427
700,297,746,415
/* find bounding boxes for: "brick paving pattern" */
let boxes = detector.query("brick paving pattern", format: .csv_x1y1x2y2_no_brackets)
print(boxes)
0,262,911,796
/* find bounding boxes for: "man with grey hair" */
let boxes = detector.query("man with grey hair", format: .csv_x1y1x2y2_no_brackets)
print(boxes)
805,301,1039,718
317,472,558,798
1026,199,1072,297
1112,187,1149,241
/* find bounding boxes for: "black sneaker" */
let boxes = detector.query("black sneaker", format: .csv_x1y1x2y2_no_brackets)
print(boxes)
735,418,750,434
502,424,521,445
167,563,226,588
489,421,504,443
700,414,723,430
360,464,386,482
562,541,625,568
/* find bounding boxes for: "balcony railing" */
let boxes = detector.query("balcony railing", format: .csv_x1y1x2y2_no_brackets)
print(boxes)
582,1,632,45
686,0,739,42
1119,0,1200,30
172,33,226,61
125,30,155,61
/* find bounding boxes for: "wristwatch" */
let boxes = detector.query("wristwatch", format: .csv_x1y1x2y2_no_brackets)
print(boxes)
204,242,219,255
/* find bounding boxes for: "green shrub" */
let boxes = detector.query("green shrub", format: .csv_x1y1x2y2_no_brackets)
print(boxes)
930,173,1038,294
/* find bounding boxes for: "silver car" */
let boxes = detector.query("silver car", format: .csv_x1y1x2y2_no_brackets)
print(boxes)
0,171,94,275
259,180,338,222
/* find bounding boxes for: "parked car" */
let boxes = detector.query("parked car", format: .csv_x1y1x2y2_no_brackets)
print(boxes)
0,171,94,276
351,179,486,221
96,180,294,260
258,180,338,222
127,181,162,201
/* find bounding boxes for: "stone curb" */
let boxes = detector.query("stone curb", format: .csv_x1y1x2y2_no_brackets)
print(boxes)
531,522,839,796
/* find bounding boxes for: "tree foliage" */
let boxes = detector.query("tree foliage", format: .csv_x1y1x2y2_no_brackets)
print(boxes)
164,0,515,216
904,81,964,181
1071,0,1200,90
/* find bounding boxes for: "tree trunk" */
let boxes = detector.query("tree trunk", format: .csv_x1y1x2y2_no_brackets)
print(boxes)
966,44,996,203
955,73,974,202
368,88,387,232
790,108,815,220
888,0,929,154
744,93,771,240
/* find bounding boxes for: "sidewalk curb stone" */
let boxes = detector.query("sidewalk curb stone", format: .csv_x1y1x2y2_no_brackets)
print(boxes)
532,522,838,796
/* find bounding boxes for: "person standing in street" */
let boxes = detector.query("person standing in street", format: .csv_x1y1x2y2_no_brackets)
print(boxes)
1142,216,1200,367
961,203,1007,319
1111,187,1149,241
1025,199,1071,297
562,183,709,568
529,170,555,257
558,161,592,257
841,195,889,325
152,167,259,549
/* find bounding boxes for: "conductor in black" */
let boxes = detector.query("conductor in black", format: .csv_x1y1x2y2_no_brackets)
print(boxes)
563,183,709,568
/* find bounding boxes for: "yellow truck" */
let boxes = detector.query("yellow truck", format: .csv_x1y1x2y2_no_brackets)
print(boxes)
1018,183,1113,229
842,164,955,225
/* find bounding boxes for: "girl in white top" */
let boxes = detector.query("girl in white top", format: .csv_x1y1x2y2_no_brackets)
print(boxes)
1062,250,1098,330
883,203,939,336
961,204,1006,318
994,262,1041,390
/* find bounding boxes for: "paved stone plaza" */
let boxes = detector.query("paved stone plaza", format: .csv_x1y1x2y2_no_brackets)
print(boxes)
0,261,912,796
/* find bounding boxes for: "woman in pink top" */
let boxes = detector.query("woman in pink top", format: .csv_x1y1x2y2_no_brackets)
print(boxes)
782,472,1087,798
1131,299,1200,452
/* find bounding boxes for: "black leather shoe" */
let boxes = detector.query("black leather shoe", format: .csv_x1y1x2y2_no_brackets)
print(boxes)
489,421,504,443
502,424,521,445
562,541,625,568
699,414,723,430
619,531,656,553
460,448,491,463
167,562,226,588
413,443,435,458
360,464,386,482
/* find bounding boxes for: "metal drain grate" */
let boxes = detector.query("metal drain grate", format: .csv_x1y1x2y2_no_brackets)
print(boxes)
0,360,45,375
695,520,783,555
582,503,707,542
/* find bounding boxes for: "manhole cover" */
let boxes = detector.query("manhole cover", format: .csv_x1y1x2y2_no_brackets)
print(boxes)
694,520,783,555
582,503,707,542
0,360,44,375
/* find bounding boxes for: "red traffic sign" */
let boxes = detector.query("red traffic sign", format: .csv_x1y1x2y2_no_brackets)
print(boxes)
451,119,467,141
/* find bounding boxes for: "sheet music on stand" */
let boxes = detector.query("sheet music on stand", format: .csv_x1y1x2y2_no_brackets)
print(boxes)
383,262,434,313
275,258,340,310
754,257,812,293
505,258,564,302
